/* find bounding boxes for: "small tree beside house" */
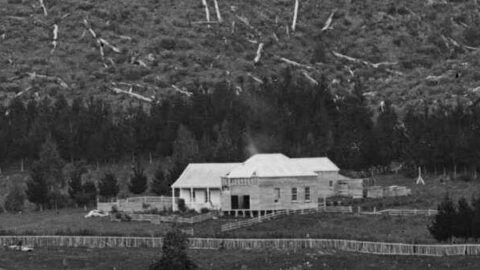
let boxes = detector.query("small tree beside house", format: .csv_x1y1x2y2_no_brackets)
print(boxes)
428,194,456,242
4,184,26,213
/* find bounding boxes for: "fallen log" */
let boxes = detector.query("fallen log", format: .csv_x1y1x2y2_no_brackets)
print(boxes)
302,71,318,85
26,72,69,88
172,85,193,97
38,0,48,16
201,0,211,27
332,51,397,69
213,0,223,23
15,87,33,98
321,10,336,32
50,24,58,54
279,57,313,69
292,0,299,32
111,87,153,102
247,73,263,84
254,43,264,64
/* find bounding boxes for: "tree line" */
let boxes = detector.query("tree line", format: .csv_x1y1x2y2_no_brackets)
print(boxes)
1,71,480,174
429,195,480,242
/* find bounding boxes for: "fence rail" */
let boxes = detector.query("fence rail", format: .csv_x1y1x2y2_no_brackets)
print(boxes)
221,206,353,232
360,208,438,216
1,236,480,256
129,212,215,225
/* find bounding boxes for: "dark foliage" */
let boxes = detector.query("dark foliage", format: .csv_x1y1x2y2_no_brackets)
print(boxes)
149,229,197,270
129,162,148,194
25,164,49,210
150,167,170,196
428,195,456,242
98,173,120,200
4,184,25,213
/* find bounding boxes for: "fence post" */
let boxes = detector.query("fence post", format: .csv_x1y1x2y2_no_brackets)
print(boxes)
373,207,376,214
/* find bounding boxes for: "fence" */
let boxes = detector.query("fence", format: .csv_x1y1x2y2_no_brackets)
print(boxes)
2,236,480,256
221,206,353,232
129,212,215,224
360,208,438,216
97,196,172,213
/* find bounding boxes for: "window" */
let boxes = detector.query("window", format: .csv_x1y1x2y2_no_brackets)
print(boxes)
274,188,280,203
291,188,297,201
305,187,310,201
329,181,333,187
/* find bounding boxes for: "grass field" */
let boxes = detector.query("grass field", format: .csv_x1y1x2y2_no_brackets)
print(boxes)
1,247,480,270
0,209,174,236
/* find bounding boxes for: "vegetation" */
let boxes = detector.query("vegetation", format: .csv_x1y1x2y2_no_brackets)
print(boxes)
428,195,480,242
128,162,148,194
98,173,120,200
4,184,25,213
150,229,197,270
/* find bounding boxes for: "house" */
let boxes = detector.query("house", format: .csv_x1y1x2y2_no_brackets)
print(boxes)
171,163,239,212
171,153,359,215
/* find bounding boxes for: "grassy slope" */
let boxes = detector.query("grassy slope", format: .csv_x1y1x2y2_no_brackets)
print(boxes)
2,0,480,111
0,248,480,270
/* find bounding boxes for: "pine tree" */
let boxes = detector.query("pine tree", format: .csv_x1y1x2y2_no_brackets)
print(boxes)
428,194,456,242
149,229,197,270
128,162,148,194
453,197,473,240
98,173,119,200
150,167,170,196
172,125,199,166
26,164,49,211
471,197,480,240
67,162,87,203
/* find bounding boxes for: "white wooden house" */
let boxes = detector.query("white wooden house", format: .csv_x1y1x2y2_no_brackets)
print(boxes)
171,153,360,214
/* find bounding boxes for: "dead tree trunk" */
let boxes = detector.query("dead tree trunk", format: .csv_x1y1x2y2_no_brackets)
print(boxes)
292,0,299,32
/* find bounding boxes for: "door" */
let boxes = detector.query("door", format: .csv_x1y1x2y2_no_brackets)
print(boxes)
231,195,239,209
242,195,250,209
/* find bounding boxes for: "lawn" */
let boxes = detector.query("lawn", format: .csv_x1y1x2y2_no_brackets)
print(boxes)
0,247,479,270
0,208,174,236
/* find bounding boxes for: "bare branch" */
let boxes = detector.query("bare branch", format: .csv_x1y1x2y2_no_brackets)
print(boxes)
15,87,33,98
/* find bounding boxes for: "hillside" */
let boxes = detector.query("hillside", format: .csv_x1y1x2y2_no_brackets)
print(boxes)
2,0,480,110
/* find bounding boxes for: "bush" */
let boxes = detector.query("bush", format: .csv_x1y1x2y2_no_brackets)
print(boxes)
200,207,209,214
4,185,25,213
456,174,473,182
177,198,187,212
149,229,197,270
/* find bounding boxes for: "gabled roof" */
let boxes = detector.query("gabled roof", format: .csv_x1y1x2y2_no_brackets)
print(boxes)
291,157,339,172
171,163,240,188
225,153,318,178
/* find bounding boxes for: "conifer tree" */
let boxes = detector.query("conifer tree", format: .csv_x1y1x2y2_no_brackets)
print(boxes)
26,164,49,211
453,197,473,240
150,167,170,196
129,162,148,194
4,184,26,213
428,194,456,242
98,173,119,200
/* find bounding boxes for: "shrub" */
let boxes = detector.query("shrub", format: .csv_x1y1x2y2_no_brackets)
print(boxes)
456,174,473,182
200,207,209,214
4,185,25,213
149,229,197,270
177,198,187,212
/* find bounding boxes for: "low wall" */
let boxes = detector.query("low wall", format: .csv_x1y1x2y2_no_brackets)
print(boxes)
129,212,215,224
1,236,479,256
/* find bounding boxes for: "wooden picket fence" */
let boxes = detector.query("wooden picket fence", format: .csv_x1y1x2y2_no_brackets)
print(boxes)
360,208,438,216
221,206,353,232
2,236,480,256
